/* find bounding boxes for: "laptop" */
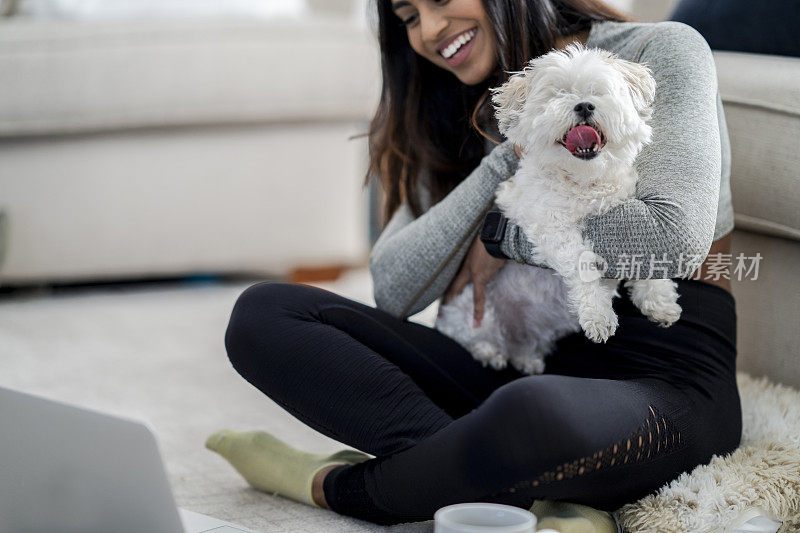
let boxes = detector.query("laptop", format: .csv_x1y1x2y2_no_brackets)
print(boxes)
0,384,258,533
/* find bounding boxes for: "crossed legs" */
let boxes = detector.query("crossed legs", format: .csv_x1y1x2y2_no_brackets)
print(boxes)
219,281,724,525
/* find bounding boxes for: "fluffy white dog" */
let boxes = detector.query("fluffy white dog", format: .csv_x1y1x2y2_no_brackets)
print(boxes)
435,44,682,375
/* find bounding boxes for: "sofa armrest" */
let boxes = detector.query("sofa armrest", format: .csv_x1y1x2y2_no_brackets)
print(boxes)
714,50,800,241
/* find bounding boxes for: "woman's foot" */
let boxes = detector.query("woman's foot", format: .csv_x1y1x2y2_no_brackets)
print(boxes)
311,464,341,508
205,429,371,508
531,500,620,532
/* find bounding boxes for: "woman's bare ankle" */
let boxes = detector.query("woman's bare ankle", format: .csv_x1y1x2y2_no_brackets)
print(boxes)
312,464,340,509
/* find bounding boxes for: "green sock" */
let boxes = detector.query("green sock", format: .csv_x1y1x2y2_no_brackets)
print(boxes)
205,429,371,507
531,500,619,533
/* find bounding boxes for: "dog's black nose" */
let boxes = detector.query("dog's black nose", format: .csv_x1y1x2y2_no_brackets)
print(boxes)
574,102,595,119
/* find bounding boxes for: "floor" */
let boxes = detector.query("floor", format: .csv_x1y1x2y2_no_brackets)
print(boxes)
0,268,439,533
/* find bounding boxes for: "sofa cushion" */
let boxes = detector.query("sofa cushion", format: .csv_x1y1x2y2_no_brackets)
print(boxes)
714,50,800,242
0,18,381,136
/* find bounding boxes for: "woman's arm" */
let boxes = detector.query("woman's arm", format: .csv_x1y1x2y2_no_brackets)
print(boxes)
370,139,520,320
500,22,723,279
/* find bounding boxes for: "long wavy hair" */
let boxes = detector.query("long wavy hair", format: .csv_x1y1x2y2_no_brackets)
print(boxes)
365,0,633,226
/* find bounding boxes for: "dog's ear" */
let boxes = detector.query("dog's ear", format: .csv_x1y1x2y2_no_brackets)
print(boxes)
490,68,533,139
612,58,656,120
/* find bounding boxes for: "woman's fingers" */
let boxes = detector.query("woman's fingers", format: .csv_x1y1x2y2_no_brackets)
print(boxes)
450,277,468,303
473,280,485,328
444,269,468,304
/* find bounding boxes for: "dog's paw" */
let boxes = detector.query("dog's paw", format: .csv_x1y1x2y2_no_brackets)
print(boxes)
578,307,619,343
625,279,682,327
645,302,682,327
510,354,546,375
472,341,508,370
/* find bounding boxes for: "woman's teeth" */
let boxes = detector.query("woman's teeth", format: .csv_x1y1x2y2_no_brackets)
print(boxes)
441,29,477,59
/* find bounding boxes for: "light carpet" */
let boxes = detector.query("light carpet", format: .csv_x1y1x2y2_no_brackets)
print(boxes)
1,268,797,532
615,372,800,532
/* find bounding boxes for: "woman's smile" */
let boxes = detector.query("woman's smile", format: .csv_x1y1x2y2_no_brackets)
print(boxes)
438,27,478,67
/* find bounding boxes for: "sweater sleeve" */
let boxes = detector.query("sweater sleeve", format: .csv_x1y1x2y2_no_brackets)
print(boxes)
369,139,520,320
500,22,722,279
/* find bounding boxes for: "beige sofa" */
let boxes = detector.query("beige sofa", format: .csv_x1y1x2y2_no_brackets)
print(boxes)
716,51,800,390
0,16,380,284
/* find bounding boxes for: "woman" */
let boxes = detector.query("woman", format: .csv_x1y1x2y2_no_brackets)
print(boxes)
206,0,742,529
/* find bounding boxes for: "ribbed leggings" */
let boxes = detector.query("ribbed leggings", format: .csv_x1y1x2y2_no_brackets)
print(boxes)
223,278,742,525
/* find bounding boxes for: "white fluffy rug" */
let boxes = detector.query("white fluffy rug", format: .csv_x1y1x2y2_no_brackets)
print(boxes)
1,268,797,533
614,372,800,533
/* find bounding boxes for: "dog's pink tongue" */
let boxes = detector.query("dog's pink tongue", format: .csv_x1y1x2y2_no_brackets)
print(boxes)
565,125,601,153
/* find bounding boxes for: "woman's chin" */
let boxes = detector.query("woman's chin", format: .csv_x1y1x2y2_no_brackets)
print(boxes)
455,69,488,86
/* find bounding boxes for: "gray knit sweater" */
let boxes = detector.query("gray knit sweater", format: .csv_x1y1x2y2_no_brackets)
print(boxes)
369,20,734,320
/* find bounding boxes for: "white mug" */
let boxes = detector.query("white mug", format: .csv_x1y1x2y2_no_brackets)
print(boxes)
434,502,557,533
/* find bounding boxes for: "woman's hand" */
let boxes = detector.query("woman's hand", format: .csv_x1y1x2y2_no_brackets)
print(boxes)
442,233,506,328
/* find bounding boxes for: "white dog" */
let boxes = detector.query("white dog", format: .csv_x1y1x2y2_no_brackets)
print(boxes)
435,44,682,375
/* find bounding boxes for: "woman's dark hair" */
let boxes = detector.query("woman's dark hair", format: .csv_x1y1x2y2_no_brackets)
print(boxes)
365,0,634,226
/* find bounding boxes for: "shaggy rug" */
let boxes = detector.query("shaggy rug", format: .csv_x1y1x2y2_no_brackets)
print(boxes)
613,372,800,533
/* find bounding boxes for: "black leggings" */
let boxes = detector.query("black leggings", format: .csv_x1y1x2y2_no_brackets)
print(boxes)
223,278,742,525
